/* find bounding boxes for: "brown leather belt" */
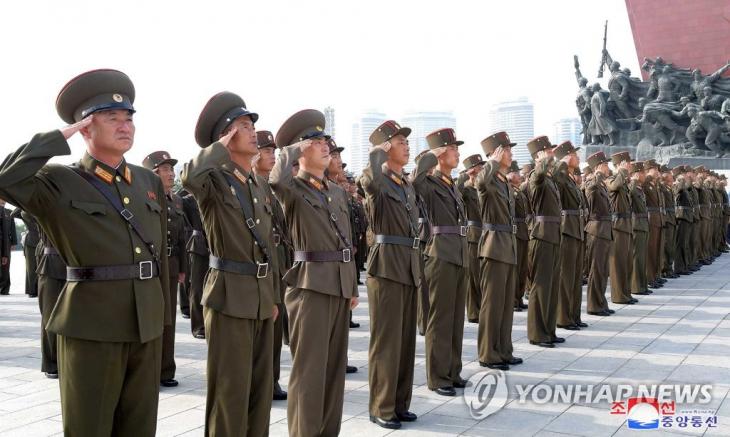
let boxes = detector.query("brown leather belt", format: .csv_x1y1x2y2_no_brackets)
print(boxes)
482,223,516,234
612,212,631,220
43,247,59,255
209,255,269,278
589,214,613,221
561,209,584,217
66,261,159,281
431,225,467,236
513,217,527,224
294,249,352,263
632,213,649,219
534,215,561,223
374,234,420,249
466,220,482,228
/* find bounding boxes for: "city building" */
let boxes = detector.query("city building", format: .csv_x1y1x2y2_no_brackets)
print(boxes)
349,110,387,175
553,117,583,146
401,111,457,172
487,97,534,165
323,106,336,137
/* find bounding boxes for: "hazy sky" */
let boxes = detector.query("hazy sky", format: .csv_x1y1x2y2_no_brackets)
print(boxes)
0,0,640,167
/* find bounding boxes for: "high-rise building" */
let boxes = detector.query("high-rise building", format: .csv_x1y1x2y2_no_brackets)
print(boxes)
487,97,534,165
553,117,582,146
349,111,387,175
323,106,336,137
401,111,457,172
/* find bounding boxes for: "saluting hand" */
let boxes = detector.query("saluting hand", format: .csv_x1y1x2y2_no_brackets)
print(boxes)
490,146,505,163
60,115,93,140
295,139,313,152
619,160,631,171
432,146,448,158
219,126,238,147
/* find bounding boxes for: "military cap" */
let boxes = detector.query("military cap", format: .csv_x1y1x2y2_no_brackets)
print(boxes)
275,109,330,148
508,160,520,173
369,120,411,146
462,154,485,171
142,151,177,170
553,141,581,160
586,151,609,169
573,167,582,176
583,165,594,175
671,167,684,176
631,161,645,173
415,149,429,163
426,128,463,149
694,165,706,173
521,163,534,174
660,164,670,173
644,159,660,170
328,137,344,154
56,69,135,124
256,130,276,149
611,151,631,166
526,136,553,158
480,131,516,156
195,92,258,147
342,162,347,170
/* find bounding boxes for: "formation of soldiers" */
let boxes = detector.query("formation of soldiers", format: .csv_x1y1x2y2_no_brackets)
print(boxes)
0,68,728,436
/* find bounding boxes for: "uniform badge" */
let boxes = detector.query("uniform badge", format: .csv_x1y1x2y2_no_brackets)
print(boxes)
233,168,247,185
93,166,114,184
316,126,323,132
147,191,157,200
112,93,123,102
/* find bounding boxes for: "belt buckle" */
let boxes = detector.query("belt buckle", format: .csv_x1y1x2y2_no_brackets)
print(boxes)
256,262,269,278
459,226,467,237
513,224,517,234
273,234,281,246
139,261,153,280
561,210,566,216
166,245,172,257
330,213,338,222
121,209,134,221
412,237,420,250
342,248,351,263
580,209,584,217
246,218,256,228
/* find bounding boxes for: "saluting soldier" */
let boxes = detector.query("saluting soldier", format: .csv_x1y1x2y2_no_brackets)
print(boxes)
509,160,529,311
0,200,17,295
414,150,431,336
520,163,534,298
457,154,485,324
182,92,279,436
143,151,188,388
720,175,729,250
696,168,713,265
629,161,651,296
270,109,358,437
674,166,695,275
10,209,40,296
411,128,468,396
643,160,665,289
0,69,168,436
686,167,702,269
553,141,587,331
253,129,290,401
181,192,207,339
362,120,420,429
526,136,564,348
660,165,679,278
476,131,521,369
584,152,614,316
36,228,66,378
608,152,637,304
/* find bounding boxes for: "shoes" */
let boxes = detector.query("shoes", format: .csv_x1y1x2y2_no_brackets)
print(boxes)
453,378,468,388
576,322,588,328
370,416,401,429
433,386,456,396
160,379,178,387
349,321,360,329
519,302,528,309
505,357,523,365
633,291,650,295
273,382,287,401
480,362,508,370
396,411,417,422
557,324,580,330
608,309,616,314
530,341,555,348
346,365,358,374
588,310,610,316
28,293,38,298
193,331,206,339
551,337,565,344
45,372,58,379
513,306,523,312
468,318,479,323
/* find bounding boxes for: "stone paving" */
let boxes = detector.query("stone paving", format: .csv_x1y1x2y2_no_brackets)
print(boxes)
1,250,730,436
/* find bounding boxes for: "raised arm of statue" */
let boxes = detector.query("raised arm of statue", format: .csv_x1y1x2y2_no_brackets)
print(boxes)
709,62,730,82
574,55,585,86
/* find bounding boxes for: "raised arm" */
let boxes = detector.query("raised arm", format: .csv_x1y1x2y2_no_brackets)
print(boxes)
607,168,629,192
181,141,229,203
410,151,438,197
709,63,730,82
269,143,303,202
360,145,388,196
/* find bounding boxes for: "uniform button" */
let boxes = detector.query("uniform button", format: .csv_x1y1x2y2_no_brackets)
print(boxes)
123,197,130,205
167,231,171,234
256,219,260,224
253,198,258,203
135,247,141,254
328,197,332,202
168,218,171,222
115,176,122,182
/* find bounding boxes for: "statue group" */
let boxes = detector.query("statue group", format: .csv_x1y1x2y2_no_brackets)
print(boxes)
575,51,730,158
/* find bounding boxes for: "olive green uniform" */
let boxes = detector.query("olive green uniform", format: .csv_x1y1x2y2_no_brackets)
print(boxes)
181,194,207,337
12,209,40,295
629,180,649,294
607,168,634,303
555,165,585,327
513,185,530,307
644,177,664,284
36,229,66,374
674,180,694,273
584,172,612,312
689,185,701,266
660,182,676,276
0,206,16,294
457,174,481,322
416,197,431,336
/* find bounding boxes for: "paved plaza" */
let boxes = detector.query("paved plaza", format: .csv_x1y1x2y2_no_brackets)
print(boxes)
1,251,730,436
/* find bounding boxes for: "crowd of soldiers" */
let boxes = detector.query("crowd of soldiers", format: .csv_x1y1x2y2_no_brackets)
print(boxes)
0,68,728,437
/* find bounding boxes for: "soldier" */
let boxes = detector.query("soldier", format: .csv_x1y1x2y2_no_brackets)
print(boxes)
509,161,529,311
362,120,420,429
674,166,695,275
458,154,485,324
660,165,679,278
584,152,615,316
0,69,168,436
270,109,358,436
10,209,39,297
36,228,66,378
526,136,564,348
643,160,666,289
608,152,638,304
476,131,521,369
0,199,16,295
520,163,535,299
143,151,188,388
253,129,290,401
180,192,207,339
629,161,651,296
553,141,587,331
686,167,702,269
182,92,279,435
694,167,713,265
414,150,431,336
411,128,468,396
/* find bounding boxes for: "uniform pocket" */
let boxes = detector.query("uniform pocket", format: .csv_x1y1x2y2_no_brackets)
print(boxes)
70,200,106,215
146,199,162,214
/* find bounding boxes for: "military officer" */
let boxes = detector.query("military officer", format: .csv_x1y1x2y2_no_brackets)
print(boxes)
253,129,290,401
643,160,665,289
270,109,358,437
476,131,521,369
182,92,279,436
584,152,614,316
0,69,168,436
143,151,188,388
361,120,420,429
9,208,39,296
0,200,16,295
695,167,713,265
414,150,431,336
411,128,468,396
608,152,637,304
629,161,650,296
526,136,563,348
674,166,695,275
180,192,207,339
509,160,529,311
553,141,587,331
660,165,678,278
457,153,484,324
36,228,66,378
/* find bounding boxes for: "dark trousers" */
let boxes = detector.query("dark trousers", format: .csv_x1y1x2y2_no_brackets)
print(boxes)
527,239,560,344
586,235,610,313
465,242,481,321
24,244,38,295
478,258,515,364
610,230,633,303
557,236,583,327
38,274,64,373
188,252,207,336
0,252,10,294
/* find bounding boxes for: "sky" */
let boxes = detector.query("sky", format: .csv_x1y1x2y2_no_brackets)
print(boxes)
0,0,640,168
